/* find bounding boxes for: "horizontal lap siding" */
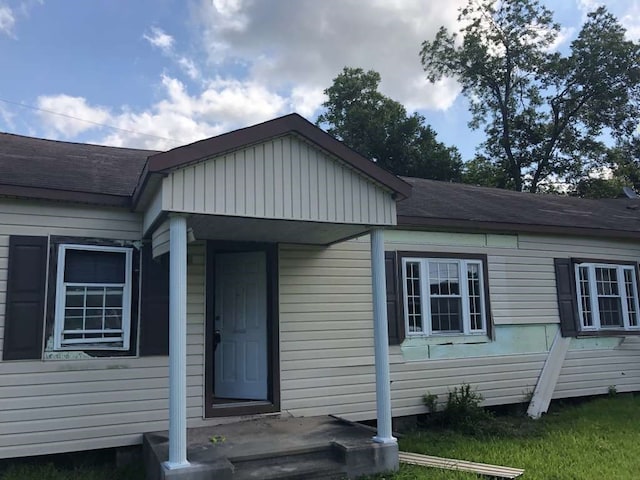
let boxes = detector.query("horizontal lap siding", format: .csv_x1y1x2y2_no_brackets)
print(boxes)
280,239,547,421
279,241,377,419
280,233,640,421
0,199,174,459
553,347,640,399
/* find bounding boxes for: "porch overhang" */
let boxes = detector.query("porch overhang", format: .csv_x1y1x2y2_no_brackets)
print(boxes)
137,114,411,240
188,214,373,245
139,113,403,471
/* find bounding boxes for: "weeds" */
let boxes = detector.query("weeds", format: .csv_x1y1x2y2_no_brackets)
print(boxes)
421,384,541,438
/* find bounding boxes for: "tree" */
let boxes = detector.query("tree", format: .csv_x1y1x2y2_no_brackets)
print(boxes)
575,136,640,198
316,67,463,180
421,0,640,193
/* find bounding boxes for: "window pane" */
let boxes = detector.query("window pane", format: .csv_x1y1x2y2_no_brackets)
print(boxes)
596,267,618,295
578,266,593,327
467,263,483,331
65,286,85,307
61,283,125,347
624,269,639,327
598,297,623,327
105,288,123,307
105,312,123,330
429,261,459,295
85,288,104,307
64,314,83,331
405,262,422,333
64,249,126,283
431,298,462,332
85,316,103,330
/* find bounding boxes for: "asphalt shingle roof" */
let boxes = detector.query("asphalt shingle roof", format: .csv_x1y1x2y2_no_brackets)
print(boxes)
2,130,639,239
398,176,640,236
0,132,157,199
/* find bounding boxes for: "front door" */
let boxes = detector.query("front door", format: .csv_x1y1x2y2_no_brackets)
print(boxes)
214,251,268,400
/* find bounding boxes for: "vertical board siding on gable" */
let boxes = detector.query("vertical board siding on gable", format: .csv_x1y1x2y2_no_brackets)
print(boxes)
161,135,396,226
0,199,175,459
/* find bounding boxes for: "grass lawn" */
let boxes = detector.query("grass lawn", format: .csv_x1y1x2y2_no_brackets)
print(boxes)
368,394,640,480
1,395,638,479
0,458,143,480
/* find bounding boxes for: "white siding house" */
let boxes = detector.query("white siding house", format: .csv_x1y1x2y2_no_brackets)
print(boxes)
1,114,640,463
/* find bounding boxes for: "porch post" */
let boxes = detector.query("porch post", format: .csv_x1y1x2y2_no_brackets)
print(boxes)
165,214,190,469
370,228,396,444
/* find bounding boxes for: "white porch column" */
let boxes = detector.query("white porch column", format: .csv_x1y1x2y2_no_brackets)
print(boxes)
370,228,396,444
165,214,190,469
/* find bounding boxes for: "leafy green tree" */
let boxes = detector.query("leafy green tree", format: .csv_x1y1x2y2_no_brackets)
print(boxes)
462,155,512,189
316,67,463,180
421,0,640,193
575,137,640,198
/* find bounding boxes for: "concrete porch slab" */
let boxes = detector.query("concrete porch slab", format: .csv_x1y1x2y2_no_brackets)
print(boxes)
143,416,398,480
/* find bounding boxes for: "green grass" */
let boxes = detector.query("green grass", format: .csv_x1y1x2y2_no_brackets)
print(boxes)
0,462,143,480
368,394,640,480
2,396,638,479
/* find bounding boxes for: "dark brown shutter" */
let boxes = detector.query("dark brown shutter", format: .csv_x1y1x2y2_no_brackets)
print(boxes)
3,236,48,360
139,245,169,356
385,251,405,345
554,258,579,337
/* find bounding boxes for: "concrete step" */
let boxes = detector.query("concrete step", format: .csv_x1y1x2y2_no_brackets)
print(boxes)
231,447,347,480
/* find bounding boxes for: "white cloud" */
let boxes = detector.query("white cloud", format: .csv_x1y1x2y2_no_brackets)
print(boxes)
143,26,175,53
36,95,111,137
547,26,576,51
290,85,326,119
0,4,15,37
177,56,200,80
32,1,473,149
197,0,466,112
36,75,288,150
619,3,640,40
574,0,640,40
0,102,15,129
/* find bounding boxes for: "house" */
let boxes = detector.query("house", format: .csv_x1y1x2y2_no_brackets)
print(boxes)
1,114,640,474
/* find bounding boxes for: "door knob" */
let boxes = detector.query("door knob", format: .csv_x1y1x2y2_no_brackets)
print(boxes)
213,329,221,352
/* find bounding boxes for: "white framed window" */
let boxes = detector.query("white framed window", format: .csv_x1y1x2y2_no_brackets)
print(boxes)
574,262,640,332
402,257,487,336
54,244,133,350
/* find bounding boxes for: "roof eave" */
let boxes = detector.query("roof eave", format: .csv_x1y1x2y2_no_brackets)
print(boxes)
144,113,412,201
396,215,640,241
0,184,132,208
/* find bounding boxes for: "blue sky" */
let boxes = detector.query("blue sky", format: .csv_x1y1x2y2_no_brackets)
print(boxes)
0,0,638,160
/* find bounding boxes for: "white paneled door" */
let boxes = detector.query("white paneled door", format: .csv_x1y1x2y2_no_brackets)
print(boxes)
214,251,268,400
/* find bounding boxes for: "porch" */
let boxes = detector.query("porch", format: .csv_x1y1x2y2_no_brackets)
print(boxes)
134,115,412,476
143,415,398,480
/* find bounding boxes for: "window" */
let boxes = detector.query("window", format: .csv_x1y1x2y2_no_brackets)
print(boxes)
574,262,640,332
54,244,133,350
402,257,487,336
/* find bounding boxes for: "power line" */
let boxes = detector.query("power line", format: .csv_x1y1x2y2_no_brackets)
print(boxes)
0,97,180,143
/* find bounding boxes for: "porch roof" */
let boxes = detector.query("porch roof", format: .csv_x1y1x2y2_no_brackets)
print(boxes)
143,115,407,244
134,113,411,206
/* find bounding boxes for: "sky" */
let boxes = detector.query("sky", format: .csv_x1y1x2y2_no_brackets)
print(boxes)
0,0,638,160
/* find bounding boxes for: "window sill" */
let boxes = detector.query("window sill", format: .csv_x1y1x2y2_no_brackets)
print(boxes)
577,329,640,338
404,333,491,346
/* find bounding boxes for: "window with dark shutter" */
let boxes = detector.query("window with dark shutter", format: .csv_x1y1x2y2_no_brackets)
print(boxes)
393,252,492,339
385,251,405,345
139,246,169,356
555,258,640,336
3,236,48,360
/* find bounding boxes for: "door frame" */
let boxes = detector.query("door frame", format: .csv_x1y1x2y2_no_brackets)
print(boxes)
204,241,280,418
